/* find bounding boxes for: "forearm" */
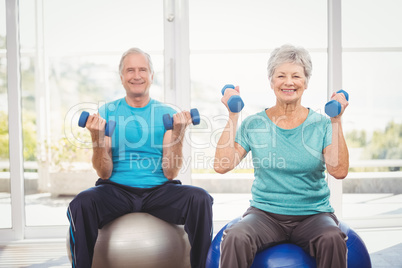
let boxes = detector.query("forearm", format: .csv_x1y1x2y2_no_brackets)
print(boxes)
214,113,241,173
326,118,349,179
91,138,113,180
163,133,184,180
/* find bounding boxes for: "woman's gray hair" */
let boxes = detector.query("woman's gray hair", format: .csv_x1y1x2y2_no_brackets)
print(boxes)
119,47,154,75
267,44,312,85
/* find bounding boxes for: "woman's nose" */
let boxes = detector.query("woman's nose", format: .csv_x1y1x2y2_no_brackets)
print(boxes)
284,77,294,85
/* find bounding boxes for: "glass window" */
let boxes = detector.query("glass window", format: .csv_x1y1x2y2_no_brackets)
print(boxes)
19,0,164,226
342,0,402,227
0,0,11,229
190,0,327,50
342,0,402,48
189,0,328,175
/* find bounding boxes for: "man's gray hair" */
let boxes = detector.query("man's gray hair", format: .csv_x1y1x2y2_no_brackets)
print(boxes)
119,47,154,75
267,44,312,85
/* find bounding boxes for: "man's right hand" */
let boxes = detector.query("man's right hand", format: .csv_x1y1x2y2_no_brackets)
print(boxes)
86,113,107,144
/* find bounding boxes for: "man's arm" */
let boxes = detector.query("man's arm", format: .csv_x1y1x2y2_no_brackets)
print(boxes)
162,111,192,180
86,114,113,180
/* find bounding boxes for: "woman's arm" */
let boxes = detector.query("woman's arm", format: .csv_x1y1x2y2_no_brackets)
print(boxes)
214,85,247,173
214,113,247,173
323,117,349,179
323,92,349,179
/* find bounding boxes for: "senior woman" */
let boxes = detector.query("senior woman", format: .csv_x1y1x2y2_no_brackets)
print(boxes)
214,44,349,268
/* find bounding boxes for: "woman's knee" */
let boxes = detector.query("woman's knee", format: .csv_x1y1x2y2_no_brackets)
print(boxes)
222,224,256,250
315,225,347,249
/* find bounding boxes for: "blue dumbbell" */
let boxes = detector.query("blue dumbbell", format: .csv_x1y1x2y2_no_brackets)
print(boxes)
325,90,349,117
78,111,116,137
221,84,244,113
163,108,201,130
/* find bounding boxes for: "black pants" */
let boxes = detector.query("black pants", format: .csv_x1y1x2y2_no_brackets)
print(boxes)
221,206,347,268
67,179,213,268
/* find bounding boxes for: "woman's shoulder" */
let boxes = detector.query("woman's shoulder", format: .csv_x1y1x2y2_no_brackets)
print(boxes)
241,110,271,129
304,109,331,127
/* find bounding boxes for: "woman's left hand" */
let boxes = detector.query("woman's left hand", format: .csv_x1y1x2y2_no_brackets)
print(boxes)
330,91,349,118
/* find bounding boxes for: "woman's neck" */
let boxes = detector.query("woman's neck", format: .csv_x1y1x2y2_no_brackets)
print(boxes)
267,104,308,129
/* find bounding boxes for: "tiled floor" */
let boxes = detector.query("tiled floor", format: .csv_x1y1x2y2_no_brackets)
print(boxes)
0,193,401,267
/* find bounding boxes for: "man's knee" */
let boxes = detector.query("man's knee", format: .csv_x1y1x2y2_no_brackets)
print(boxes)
189,186,214,207
68,187,97,213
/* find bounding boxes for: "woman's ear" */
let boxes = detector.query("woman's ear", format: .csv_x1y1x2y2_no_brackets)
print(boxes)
269,77,273,89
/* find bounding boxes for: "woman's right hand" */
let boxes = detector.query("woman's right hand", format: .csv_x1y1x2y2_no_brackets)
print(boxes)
221,85,241,113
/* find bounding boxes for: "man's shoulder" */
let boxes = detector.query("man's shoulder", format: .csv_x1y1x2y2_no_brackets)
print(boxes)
99,98,124,111
150,99,177,115
98,98,125,118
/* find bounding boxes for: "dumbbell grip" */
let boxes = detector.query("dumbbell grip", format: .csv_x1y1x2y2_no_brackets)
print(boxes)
221,84,244,113
78,111,116,137
163,108,200,130
325,90,349,118
163,114,174,130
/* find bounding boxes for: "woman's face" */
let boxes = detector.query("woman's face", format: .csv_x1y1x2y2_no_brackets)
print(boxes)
270,62,307,104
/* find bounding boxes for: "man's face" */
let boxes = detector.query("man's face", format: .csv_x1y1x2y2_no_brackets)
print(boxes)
120,53,154,98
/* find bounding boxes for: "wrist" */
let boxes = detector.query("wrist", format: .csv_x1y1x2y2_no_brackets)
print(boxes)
228,112,240,122
93,141,106,148
330,116,342,124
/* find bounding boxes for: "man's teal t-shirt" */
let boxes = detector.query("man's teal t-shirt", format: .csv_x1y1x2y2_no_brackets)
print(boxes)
235,109,334,215
99,98,176,188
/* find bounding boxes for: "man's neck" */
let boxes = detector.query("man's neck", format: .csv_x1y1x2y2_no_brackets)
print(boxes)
125,95,151,108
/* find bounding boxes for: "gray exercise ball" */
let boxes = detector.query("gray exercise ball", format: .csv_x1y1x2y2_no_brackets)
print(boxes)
67,213,191,268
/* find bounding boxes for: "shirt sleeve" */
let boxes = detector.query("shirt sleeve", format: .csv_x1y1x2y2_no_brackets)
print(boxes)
235,118,251,153
98,103,108,121
323,118,333,148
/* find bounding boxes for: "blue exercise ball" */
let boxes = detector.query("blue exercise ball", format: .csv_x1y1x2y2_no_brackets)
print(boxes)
251,243,316,268
206,217,371,268
339,221,372,268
